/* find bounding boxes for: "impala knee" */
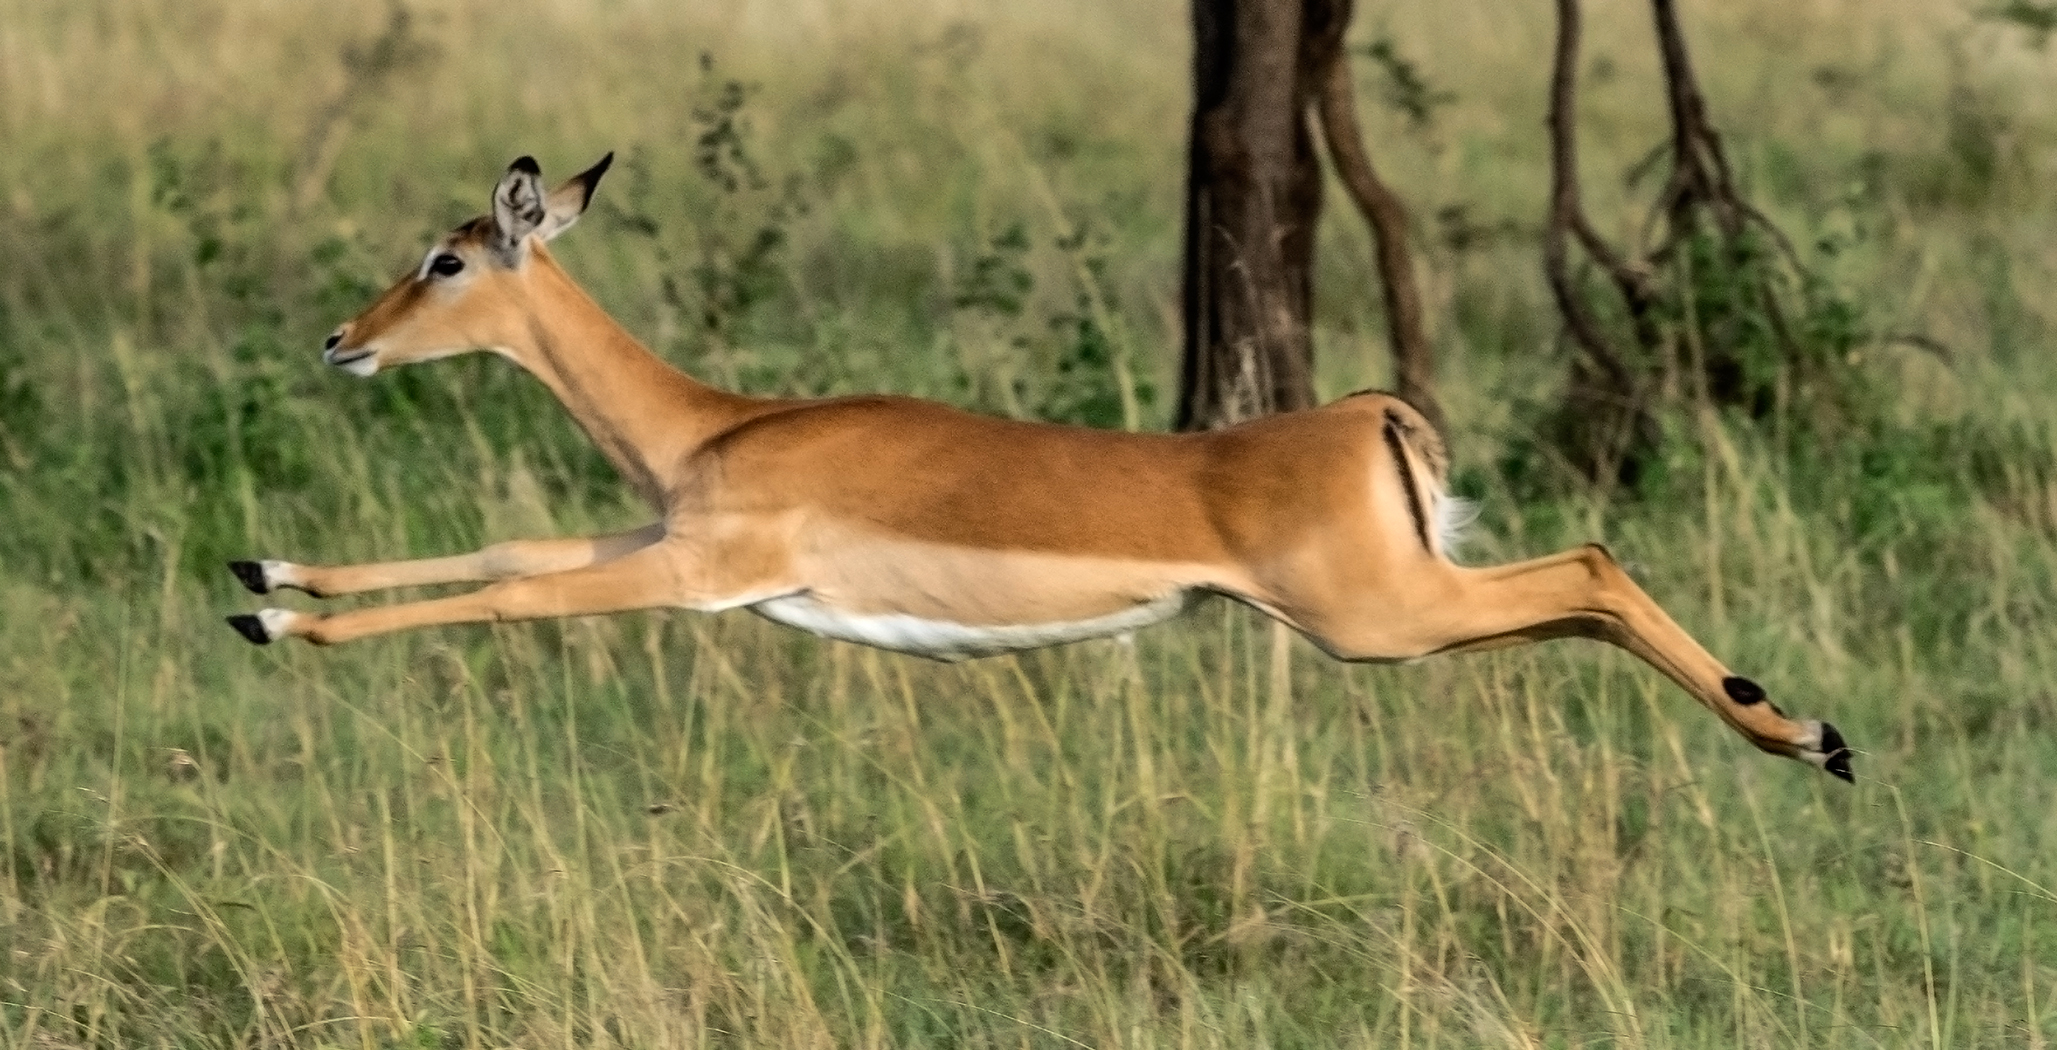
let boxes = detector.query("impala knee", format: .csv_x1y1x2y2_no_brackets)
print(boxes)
1568,543,1641,620
1576,542,1621,577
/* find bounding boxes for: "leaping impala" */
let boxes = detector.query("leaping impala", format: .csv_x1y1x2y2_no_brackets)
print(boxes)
226,154,1851,781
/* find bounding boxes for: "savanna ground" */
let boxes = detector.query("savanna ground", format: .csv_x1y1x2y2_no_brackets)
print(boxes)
4,0,2057,1045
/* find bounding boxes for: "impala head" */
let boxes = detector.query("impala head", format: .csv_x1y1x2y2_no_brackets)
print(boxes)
322,153,614,376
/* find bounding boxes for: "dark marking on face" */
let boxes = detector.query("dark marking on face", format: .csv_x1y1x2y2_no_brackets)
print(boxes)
1722,676,1766,706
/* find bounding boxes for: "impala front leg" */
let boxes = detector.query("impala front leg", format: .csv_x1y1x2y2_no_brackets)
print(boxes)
227,541,719,645
229,523,665,598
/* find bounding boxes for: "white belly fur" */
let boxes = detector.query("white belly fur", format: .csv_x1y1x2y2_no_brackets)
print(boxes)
750,592,1190,661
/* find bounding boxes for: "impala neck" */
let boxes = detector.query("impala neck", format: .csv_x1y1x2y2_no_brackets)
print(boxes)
502,246,755,507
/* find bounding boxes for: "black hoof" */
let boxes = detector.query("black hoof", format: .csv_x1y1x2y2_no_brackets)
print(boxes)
228,561,270,595
226,614,272,645
1820,722,1853,783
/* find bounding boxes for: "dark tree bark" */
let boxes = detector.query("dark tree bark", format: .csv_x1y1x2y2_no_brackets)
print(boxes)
1178,0,1443,434
1179,0,1323,429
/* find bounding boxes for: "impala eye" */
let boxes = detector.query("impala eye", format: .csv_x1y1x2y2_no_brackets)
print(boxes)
428,253,465,278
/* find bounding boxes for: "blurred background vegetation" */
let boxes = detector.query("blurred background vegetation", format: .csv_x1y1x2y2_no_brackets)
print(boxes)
3,0,2057,1045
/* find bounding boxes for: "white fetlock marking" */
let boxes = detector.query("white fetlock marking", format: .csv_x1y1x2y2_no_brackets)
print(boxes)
1799,719,1827,762
260,560,297,590
256,608,299,641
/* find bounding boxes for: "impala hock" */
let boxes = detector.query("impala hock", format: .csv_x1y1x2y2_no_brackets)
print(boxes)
227,154,1852,781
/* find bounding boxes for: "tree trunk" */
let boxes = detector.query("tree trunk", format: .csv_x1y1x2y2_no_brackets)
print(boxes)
1178,0,1324,430
1178,0,1445,437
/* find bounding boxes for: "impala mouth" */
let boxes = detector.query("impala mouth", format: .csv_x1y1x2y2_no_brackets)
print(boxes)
322,346,379,377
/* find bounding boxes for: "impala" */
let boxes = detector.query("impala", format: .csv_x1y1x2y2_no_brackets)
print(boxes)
226,154,1851,781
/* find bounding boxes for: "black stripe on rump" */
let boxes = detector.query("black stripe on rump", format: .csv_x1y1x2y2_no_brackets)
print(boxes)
1382,412,1432,554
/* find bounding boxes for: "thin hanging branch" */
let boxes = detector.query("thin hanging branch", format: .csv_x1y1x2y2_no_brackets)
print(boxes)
1311,39,1445,437
1651,0,1741,238
1545,0,1638,394
1301,0,1446,437
1644,0,1803,270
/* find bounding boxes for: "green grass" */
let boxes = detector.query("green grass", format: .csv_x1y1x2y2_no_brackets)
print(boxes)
5,0,2057,1045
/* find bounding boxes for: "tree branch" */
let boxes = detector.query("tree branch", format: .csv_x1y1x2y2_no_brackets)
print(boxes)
1311,25,1446,437
1546,0,1636,392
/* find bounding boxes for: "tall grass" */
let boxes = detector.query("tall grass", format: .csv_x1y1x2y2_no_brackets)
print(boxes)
4,0,2057,1045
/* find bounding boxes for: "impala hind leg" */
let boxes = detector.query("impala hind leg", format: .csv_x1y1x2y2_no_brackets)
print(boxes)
226,540,740,646
1312,544,1852,780
228,523,665,598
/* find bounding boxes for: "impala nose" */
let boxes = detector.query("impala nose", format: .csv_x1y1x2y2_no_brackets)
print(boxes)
321,328,354,366
321,327,377,375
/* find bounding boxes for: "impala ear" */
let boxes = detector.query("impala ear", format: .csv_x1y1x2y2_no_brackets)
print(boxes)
489,156,547,263
535,152,613,243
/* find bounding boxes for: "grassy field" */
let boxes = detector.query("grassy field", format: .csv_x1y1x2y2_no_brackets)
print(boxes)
5,0,2057,1045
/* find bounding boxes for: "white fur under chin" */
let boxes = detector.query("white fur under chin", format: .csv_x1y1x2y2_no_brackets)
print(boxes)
339,355,379,377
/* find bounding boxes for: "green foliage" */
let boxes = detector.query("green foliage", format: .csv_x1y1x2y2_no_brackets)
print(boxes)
682,62,812,386
948,219,1148,428
952,221,1034,318
1356,37,1456,129
1508,170,1908,500
1043,225,1151,428
1982,0,2057,46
